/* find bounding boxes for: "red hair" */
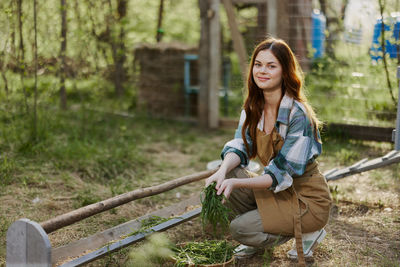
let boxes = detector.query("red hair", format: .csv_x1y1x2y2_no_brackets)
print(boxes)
242,37,320,158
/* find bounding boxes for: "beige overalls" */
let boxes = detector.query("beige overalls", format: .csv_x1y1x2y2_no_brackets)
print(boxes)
227,127,332,266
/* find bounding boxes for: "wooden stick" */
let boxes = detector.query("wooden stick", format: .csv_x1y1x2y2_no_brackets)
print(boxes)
40,169,217,233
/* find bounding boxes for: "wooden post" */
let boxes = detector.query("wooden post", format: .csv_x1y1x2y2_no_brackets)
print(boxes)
222,0,248,85
198,0,221,128
256,2,268,42
267,0,277,36
6,219,52,267
287,0,312,70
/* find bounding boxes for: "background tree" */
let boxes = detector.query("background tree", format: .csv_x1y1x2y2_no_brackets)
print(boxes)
32,0,38,141
318,0,348,58
60,0,67,109
378,0,396,106
17,0,29,113
156,0,165,42
112,0,127,97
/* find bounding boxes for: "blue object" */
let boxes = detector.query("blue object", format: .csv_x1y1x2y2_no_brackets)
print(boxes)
370,15,400,61
311,9,326,58
183,54,230,117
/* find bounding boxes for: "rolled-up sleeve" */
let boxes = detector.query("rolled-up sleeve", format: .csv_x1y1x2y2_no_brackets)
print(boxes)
264,112,321,193
221,110,252,167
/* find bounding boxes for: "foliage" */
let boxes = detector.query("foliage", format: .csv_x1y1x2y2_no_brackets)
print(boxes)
127,233,173,267
0,155,15,187
304,41,398,127
73,188,102,208
200,182,232,237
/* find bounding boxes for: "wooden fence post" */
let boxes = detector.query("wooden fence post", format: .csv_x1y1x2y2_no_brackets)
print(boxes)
6,218,51,267
198,0,221,129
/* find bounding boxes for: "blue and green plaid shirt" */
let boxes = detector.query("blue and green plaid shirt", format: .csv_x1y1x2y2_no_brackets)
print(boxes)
221,94,322,193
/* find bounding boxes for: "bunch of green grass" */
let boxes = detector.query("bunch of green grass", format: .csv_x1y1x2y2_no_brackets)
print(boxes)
200,182,232,236
172,240,236,267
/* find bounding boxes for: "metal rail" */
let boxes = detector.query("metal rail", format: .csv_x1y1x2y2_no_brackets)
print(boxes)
58,208,201,267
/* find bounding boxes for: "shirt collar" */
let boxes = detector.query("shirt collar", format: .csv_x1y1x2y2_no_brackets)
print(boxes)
276,93,293,125
257,93,294,131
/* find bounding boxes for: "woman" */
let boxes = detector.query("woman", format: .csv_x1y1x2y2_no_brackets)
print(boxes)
205,37,332,266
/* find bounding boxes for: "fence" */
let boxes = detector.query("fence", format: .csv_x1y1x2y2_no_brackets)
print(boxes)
6,169,216,266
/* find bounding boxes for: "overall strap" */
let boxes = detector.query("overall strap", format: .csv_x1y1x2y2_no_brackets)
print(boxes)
291,186,306,267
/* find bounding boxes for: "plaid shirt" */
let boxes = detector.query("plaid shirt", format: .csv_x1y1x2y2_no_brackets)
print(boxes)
221,94,322,193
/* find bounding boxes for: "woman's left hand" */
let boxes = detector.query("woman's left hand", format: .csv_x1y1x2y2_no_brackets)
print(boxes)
217,178,238,199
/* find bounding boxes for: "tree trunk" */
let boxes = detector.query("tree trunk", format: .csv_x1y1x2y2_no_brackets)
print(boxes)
1,67,9,99
156,0,165,42
378,0,396,106
60,0,67,110
113,0,127,97
17,0,29,113
33,0,38,141
40,169,217,233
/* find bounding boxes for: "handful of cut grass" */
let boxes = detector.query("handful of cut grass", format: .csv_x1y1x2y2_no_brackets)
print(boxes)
172,240,236,267
200,182,232,236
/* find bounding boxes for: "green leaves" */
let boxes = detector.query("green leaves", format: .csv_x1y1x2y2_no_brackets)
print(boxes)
200,182,232,237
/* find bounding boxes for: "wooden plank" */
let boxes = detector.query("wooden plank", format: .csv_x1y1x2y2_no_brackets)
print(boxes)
382,150,399,160
323,168,338,177
221,0,248,86
52,196,201,265
326,151,400,181
57,207,201,267
219,118,395,143
326,123,394,142
348,158,369,171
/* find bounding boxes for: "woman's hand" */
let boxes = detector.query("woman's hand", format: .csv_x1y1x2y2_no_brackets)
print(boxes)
205,169,226,189
217,178,238,199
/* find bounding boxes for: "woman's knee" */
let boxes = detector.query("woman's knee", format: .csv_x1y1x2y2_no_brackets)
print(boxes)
229,217,246,241
226,167,249,179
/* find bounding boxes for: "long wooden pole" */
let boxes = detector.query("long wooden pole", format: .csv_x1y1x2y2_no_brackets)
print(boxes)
40,169,216,233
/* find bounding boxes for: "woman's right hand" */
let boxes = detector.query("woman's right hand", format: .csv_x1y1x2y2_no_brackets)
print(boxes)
205,169,226,189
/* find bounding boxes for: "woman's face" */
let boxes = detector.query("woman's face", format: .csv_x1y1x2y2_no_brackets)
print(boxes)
252,49,283,92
